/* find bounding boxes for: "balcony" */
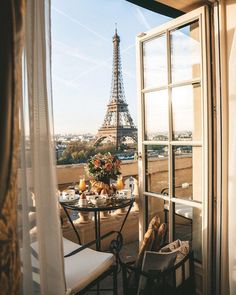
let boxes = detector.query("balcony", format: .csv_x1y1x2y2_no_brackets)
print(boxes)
57,155,194,243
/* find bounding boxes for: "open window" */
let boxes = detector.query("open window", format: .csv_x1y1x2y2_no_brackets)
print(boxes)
136,6,212,294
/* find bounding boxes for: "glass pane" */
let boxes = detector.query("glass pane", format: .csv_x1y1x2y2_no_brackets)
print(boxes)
173,146,202,202
173,203,202,262
172,84,202,141
148,196,169,243
143,34,167,88
171,21,200,83
145,145,168,194
144,90,168,141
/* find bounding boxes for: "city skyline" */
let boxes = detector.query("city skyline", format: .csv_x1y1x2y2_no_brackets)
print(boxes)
51,0,169,134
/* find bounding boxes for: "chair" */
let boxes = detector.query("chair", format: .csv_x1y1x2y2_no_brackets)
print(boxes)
29,230,122,294
121,250,195,295
23,194,122,294
120,216,195,295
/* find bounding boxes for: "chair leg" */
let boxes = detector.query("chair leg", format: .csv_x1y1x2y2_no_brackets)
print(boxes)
122,266,128,295
113,265,118,295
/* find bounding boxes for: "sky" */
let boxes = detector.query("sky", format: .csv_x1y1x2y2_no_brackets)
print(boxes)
51,0,170,134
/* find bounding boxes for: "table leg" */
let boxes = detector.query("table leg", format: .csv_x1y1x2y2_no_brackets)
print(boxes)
94,212,101,251
62,206,81,244
94,211,102,293
119,201,134,233
98,212,101,249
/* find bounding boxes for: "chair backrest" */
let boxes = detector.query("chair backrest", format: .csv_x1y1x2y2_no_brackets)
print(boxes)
138,251,194,295
122,239,194,295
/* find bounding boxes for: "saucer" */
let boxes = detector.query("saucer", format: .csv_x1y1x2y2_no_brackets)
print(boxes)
89,195,107,206
59,194,80,203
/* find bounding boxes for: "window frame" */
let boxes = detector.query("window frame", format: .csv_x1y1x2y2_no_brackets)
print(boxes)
136,6,212,294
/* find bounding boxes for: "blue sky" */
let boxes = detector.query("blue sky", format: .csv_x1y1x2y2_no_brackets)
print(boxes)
51,0,170,134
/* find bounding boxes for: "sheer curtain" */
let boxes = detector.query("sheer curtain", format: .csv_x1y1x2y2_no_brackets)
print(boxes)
18,0,66,294
228,20,236,295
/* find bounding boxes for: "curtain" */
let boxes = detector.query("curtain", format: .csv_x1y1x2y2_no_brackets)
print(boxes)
0,0,25,293
18,0,66,294
228,14,236,295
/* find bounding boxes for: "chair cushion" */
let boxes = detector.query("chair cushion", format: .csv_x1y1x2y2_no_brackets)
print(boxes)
63,238,114,293
160,240,190,287
29,238,114,294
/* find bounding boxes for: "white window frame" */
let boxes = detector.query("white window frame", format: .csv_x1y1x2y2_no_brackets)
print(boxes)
136,6,212,294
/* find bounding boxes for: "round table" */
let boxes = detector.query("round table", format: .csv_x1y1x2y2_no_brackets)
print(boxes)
59,196,134,250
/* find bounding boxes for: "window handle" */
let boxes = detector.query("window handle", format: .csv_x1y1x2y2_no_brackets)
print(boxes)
138,153,142,160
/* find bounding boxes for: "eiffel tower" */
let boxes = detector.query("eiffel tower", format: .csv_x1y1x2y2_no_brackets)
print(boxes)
95,28,137,149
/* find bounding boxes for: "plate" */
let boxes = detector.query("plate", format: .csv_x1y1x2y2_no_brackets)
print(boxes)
89,196,107,206
59,194,80,203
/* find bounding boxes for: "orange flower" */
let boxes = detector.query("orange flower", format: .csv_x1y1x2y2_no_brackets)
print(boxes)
93,159,101,168
105,162,113,171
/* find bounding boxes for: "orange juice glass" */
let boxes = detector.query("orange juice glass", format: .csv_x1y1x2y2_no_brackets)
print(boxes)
116,176,124,190
79,178,86,191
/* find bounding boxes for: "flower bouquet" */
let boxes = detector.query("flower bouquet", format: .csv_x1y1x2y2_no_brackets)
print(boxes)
86,152,121,194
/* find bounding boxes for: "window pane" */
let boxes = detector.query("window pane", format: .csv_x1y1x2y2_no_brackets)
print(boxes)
173,146,202,202
170,21,200,83
144,90,168,141
172,84,202,141
145,145,168,194
143,34,167,88
173,203,202,262
148,196,169,243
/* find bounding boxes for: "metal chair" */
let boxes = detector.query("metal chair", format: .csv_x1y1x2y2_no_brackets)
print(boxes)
30,230,122,294
64,230,123,294
121,250,195,295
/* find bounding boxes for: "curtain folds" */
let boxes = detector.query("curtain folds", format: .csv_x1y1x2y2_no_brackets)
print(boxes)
0,0,24,211
19,0,66,294
228,23,236,295
0,0,25,293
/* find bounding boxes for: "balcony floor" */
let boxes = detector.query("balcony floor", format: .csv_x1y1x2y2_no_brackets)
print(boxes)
86,240,139,295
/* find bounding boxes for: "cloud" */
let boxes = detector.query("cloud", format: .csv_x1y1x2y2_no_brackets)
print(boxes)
135,7,151,30
52,39,133,87
52,73,79,89
67,43,135,85
52,6,109,43
53,39,104,65
68,59,112,86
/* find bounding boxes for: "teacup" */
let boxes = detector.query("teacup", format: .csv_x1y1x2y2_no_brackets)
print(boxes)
62,189,75,201
116,189,131,199
89,195,106,206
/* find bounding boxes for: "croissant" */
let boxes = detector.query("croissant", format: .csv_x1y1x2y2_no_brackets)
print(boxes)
90,180,110,194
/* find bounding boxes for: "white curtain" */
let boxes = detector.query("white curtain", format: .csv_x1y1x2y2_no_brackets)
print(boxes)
18,0,66,294
228,28,236,295
226,1,236,295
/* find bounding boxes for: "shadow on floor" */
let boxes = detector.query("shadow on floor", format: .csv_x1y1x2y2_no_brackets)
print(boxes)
86,240,139,295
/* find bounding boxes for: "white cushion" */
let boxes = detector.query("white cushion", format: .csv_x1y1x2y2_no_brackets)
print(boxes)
63,238,114,293
29,238,114,294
